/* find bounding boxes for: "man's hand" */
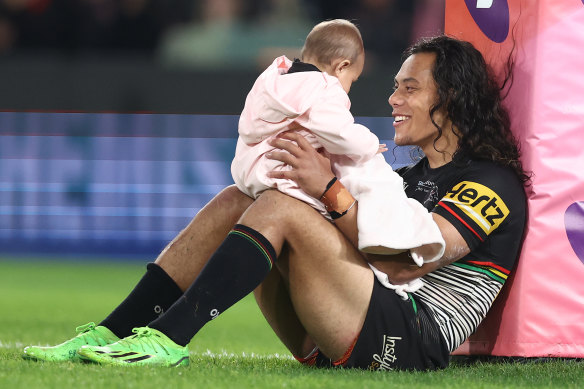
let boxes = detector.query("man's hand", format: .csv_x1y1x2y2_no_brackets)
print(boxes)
266,132,335,199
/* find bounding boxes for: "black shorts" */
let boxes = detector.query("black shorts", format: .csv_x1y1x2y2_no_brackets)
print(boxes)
300,278,450,371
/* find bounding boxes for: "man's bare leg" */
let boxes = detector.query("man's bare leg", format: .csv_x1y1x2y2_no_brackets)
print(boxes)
155,185,254,291
254,247,316,358
245,190,374,361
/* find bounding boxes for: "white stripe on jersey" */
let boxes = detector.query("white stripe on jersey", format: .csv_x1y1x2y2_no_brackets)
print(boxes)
415,264,503,352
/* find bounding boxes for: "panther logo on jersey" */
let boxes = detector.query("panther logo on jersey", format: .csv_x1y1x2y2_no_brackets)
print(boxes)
441,181,509,235
415,180,439,206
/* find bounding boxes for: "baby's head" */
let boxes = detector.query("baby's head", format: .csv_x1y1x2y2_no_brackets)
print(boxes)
301,19,365,93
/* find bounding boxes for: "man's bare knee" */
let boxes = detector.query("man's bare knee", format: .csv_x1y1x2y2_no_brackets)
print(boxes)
212,185,254,217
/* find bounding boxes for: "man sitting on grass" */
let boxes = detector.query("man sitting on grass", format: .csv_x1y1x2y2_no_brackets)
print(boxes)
23,35,529,370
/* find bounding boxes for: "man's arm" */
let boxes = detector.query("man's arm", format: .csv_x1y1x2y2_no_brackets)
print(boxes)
265,131,470,283
366,213,470,284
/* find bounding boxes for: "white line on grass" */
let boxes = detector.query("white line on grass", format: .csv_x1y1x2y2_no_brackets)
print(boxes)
0,341,26,349
197,350,295,360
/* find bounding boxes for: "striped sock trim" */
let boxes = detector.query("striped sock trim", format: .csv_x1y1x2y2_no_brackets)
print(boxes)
229,224,277,269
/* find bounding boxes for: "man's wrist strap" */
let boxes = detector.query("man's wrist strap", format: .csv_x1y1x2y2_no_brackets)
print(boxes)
320,177,356,220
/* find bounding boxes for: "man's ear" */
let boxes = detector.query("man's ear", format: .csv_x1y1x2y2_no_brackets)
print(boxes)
332,59,351,77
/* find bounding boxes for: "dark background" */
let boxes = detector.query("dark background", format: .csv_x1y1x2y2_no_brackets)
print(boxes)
0,0,444,116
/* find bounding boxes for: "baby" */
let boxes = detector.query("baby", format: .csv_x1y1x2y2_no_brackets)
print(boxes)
231,20,445,295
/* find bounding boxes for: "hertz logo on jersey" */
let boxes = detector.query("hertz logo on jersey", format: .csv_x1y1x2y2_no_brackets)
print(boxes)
440,181,509,236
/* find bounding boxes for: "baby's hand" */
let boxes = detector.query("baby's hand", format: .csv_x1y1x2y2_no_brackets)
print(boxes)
377,144,388,154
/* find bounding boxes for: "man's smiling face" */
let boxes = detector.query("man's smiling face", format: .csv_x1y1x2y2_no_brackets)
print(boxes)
388,52,449,151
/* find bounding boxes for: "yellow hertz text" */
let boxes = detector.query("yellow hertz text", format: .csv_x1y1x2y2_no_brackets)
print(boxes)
442,181,509,235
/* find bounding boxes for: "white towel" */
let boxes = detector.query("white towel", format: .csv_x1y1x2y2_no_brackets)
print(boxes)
337,154,446,265
369,263,424,300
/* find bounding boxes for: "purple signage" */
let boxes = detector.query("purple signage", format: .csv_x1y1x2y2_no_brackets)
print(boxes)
565,201,584,265
464,0,510,43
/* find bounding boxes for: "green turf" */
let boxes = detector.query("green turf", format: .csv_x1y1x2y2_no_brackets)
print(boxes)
1,258,582,388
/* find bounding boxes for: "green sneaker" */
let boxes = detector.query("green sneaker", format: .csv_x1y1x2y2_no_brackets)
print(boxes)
78,327,190,367
23,322,119,362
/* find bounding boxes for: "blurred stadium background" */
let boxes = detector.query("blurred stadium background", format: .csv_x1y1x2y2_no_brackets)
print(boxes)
0,0,444,259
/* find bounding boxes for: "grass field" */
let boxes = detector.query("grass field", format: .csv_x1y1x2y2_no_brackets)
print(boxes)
1,258,582,389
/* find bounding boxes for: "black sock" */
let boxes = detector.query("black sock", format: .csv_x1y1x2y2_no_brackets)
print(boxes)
99,262,184,338
149,224,277,346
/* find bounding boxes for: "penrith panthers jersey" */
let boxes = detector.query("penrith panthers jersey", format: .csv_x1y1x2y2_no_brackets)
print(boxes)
396,157,527,351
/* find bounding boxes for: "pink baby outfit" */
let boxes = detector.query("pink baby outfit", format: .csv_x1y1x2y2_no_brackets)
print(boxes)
231,56,445,267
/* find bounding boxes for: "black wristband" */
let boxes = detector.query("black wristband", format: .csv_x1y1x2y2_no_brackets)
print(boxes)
329,209,345,220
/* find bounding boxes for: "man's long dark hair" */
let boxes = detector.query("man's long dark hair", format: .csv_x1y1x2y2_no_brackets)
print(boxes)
404,35,531,184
